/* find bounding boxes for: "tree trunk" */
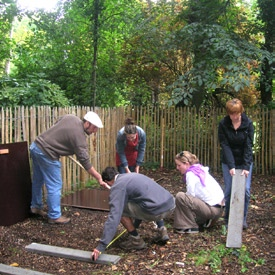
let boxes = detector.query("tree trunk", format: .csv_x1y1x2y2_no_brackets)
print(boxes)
260,55,273,106
91,0,100,108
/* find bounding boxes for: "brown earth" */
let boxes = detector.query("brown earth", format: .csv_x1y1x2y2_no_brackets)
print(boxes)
0,168,273,275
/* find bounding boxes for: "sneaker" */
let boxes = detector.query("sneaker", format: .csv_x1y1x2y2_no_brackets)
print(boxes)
203,219,213,228
174,228,199,234
153,226,169,244
119,235,147,250
48,216,70,224
30,208,47,217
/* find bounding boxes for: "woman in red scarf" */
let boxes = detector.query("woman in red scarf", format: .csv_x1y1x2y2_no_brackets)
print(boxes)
116,118,146,174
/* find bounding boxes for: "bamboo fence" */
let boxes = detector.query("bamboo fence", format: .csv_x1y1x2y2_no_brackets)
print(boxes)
0,106,274,194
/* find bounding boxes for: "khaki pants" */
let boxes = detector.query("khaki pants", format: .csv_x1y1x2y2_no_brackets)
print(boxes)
123,201,175,222
173,192,223,229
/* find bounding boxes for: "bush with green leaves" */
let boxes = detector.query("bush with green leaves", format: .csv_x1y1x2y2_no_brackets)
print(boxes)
0,74,71,107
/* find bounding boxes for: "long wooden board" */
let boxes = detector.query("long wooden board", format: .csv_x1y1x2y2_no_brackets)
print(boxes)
226,169,246,248
0,264,53,275
25,243,120,265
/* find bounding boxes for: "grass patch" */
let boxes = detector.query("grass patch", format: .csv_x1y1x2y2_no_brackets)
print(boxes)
187,243,265,273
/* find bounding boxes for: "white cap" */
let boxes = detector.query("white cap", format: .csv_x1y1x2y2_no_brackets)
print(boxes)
84,111,103,128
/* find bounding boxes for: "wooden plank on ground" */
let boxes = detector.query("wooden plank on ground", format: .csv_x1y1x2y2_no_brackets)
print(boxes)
226,169,246,248
25,243,120,265
0,263,53,275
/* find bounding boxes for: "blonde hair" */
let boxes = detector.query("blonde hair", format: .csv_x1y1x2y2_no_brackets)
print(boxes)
175,151,200,165
124,117,137,134
225,98,244,115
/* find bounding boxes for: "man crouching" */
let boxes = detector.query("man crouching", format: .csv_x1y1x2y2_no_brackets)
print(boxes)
91,167,175,261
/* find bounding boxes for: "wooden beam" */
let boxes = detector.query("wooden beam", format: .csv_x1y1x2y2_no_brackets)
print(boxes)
226,169,246,248
25,243,120,265
0,264,52,275
0,149,9,154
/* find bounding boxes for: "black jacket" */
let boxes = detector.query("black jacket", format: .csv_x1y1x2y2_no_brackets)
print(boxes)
218,113,254,171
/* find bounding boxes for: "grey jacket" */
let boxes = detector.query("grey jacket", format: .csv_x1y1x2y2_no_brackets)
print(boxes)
96,173,175,252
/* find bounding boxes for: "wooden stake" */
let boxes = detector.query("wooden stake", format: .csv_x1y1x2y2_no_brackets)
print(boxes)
226,169,246,248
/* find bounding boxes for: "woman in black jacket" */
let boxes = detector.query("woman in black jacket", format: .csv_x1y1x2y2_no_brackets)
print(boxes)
218,98,254,229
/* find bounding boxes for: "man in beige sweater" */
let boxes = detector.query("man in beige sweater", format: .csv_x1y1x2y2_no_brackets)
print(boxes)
30,111,106,224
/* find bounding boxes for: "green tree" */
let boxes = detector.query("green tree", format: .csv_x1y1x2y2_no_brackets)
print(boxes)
4,0,272,108
119,0,185,106
11,0,141,107
168,0,270,108
0,0,18,76
257,0,275,106
118,0,268,108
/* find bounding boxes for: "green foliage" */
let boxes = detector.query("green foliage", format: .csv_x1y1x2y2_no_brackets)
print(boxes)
0,74,70,107
0,0,18,74
84,179,99,189
142,161,160,171
221,225,227,236
0,0,273,108
168,3,269,108
188,243,265,273
119,0,184,106
256,0,275,105
9,0,143,107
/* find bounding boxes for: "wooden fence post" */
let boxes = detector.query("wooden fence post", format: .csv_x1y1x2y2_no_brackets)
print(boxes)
160,113,164,169
271,109,275,174
226,169,246,248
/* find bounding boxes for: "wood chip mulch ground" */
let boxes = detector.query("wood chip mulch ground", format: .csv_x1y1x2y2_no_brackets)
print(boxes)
0,168,273,275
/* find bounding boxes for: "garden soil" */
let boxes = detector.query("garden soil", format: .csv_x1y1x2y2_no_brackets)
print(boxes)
0,169,273,275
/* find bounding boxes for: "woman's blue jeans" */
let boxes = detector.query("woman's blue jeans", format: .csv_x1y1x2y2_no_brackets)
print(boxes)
117,165,136,174
222,163,253,225
30,142,62,219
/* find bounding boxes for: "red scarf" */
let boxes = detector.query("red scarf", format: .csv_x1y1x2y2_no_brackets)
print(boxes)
116,133,139,166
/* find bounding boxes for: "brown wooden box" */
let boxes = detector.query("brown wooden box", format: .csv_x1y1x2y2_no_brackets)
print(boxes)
0,141,32,226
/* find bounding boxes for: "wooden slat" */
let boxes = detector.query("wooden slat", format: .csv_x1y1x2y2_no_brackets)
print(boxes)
271,109,275,174
30,107,36,142
226,169,246,248
0,264,53,275
25,243,121,265
0,149,9,154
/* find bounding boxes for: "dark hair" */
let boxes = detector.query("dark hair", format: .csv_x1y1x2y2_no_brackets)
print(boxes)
124,117,137,134
101,167,119,182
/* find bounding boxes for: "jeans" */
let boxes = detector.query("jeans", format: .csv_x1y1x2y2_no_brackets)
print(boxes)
30,142,62,219
117,165,136,174
222,163,253,225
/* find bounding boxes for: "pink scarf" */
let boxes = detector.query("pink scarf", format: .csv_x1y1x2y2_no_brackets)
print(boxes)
183,164,206,187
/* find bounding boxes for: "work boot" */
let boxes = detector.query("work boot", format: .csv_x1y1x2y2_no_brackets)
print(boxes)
48,216,70,225
30,207,47,217
153,226,169,244
119,235,146,250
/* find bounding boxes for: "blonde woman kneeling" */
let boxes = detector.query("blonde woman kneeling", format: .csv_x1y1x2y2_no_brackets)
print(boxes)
174,151,224,234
